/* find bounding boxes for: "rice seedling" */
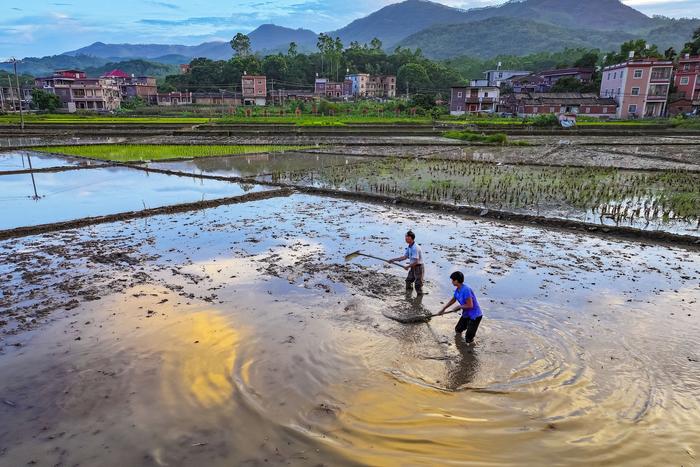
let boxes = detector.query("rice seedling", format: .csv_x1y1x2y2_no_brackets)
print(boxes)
35,145,315,162
271,158,700,231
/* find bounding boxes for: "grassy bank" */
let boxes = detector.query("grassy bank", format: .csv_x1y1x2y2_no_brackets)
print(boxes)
36,144,314,162
442,130,530,145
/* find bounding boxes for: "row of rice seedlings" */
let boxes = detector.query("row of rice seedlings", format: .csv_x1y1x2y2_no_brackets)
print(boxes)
36,145,313,162
270,158,699,226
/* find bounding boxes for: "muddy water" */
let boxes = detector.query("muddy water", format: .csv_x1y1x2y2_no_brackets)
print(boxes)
146,152,369,179
0,165,265,230
1,194,699,466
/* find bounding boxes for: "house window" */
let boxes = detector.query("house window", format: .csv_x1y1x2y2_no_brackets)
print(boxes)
613,72,617,79
683,64,690,71
602,107,608,113
549,107,555,112
618,88,621,96
634,69,643,79
457,92,462,97
607,73,611,80
650,67,671,80
680,77,689,85
484,92,489,97
631,87,640,96
628,104,637,114
533,106,538,113
457,106,462,111
585,107,590,113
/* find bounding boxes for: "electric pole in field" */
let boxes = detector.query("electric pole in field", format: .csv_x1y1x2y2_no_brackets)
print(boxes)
10,58,25,131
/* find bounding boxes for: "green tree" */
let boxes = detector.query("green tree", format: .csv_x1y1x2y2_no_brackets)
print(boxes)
573,51,599,68
604,39,661,66
120,96,147,110
230,33,252,57
550,76,583,92
31,89,60,111
370,37,383,51
397,63,430,94
287,42,298,57
262,55,289,82
681,27,700,55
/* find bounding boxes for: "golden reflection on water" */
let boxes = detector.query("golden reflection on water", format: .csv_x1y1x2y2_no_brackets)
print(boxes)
158,311,242,409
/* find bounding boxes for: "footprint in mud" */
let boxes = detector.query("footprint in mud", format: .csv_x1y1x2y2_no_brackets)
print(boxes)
307,402,341,423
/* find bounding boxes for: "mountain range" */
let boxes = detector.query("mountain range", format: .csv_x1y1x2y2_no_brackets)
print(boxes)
6,0,700,76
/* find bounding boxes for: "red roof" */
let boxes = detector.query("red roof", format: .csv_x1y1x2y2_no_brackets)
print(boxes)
102,69,130,78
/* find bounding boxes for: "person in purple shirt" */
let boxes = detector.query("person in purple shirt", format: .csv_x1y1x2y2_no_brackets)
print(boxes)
436,271,483,344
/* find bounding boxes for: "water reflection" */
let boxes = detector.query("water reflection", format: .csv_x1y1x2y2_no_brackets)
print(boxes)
446,334,480,391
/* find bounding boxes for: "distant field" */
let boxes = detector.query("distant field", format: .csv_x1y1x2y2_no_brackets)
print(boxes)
0,112,686,127
0,114,209,124
35,144,314,162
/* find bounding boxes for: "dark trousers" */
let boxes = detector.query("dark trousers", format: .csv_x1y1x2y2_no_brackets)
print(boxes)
406,264,424,293
455,316,482,343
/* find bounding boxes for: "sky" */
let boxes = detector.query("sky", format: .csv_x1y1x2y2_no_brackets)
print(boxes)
1,0,698,59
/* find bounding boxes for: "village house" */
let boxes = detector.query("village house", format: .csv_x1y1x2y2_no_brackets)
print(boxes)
242,74,267,105
314,78,352,99
538,67,595,86
191,91,241,106
449,82,500,115
346,73,397,98
268,89,315,106
672,53,700,114
505,67,595,93
34,70,121,112
599,56,673,118
101,69,158,104
346,73,369,97
506,74,548,94
484,69,531,87
0,86,32,111
156,91,193,106
501,92,617,118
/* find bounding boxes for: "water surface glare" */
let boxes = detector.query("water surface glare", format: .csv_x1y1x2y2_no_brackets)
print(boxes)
0,165,264,230
0,194,698,466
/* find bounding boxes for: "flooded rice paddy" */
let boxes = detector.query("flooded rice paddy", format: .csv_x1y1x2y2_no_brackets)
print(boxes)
147,151,368,178
0,194,698,466
1,145,699,465
0,164,263,230
0,150,103,171
269,157,700,235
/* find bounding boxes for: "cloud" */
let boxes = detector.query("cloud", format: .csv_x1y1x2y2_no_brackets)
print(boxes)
146,1,181,10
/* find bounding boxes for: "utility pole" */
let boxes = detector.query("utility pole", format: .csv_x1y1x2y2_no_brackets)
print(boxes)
11,58,25,131
406,81,409,100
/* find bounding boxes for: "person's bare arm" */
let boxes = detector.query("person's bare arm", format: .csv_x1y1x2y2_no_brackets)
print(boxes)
389,254,408,263
437,297,457,315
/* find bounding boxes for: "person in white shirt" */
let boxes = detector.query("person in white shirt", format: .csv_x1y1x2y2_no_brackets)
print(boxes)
389,230,424,295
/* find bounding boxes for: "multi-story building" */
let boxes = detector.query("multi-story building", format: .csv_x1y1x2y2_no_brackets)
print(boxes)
101,69,158,104
367,75,396,98
314,78,352,99
449,82,500,115
34,70,121,111
484,69,531,87
674,53,700,113
346,73,369,97
345,73,396,98
501,92,617,118
600,58,673,118
242,74,267,105
0,86,32,111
